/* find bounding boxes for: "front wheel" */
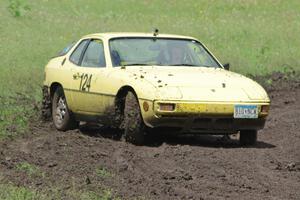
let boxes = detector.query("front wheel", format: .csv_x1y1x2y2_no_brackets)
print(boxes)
123,91,146,145
239,130,257,146
52,87,78,131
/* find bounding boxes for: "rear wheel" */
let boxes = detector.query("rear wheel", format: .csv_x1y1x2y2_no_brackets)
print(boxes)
123,91,146,145
239,130,257,146
52,87,78,131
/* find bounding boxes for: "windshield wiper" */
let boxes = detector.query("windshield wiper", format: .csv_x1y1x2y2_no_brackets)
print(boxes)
169,64,200,66
169,64,218,67
123,63,151,66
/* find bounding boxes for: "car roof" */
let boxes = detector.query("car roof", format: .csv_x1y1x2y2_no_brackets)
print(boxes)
81,32,198,41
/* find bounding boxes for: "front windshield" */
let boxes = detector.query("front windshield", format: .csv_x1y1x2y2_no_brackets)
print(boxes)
109,38,220,67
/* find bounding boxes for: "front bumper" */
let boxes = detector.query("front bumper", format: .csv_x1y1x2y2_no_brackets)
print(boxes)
142,100,269,133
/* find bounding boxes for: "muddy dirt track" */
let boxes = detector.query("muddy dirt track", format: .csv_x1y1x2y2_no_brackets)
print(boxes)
0,78,299,200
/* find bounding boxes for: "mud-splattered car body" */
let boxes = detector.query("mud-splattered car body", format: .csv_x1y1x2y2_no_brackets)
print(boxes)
43,32,270,145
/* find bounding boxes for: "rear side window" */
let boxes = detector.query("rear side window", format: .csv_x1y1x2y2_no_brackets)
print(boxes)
70,40,89,65
81,40,106,67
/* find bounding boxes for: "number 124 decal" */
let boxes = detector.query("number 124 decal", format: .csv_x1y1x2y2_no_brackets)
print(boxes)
79,74,92,92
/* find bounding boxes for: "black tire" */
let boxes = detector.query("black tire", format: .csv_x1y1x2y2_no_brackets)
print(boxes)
52,87,78,131
239,130,257,146
123,91,146,145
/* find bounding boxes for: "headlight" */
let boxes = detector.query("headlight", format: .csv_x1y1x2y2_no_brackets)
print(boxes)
156,87,182,99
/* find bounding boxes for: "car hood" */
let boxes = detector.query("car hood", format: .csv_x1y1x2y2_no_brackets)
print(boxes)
123,66,270,102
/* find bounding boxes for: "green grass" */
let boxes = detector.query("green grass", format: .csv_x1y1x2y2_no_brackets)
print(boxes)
0,184,121,200
96,167,114,178
15,162,43,177
0,163,119,200
0,0,299,136
0,95,35,139
7,0,31,17
0,184,46,200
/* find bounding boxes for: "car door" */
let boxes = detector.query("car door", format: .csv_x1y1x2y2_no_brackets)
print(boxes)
61,39,89,112
68,39,111,114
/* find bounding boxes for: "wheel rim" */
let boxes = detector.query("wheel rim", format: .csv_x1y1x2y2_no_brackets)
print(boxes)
55,97,67,125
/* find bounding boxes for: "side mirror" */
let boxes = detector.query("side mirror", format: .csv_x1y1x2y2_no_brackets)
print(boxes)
223,63,230,70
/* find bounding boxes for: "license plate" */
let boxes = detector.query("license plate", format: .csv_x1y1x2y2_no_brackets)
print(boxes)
234,105,258,119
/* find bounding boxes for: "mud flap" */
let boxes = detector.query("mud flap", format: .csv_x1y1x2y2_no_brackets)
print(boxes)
41,86,51,120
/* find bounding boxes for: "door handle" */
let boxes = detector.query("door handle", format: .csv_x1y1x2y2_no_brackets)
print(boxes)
73,73,80,80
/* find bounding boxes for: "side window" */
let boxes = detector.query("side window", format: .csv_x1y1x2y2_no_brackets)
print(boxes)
69,40,89,65
81,39,106,68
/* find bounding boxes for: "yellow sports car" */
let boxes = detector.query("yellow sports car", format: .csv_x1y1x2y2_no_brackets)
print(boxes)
42,32,270,145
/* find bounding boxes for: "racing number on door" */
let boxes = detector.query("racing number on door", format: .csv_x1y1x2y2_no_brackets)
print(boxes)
79,73,92,92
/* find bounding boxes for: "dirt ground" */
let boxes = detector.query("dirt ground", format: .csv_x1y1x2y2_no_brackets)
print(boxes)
0,76,299,200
